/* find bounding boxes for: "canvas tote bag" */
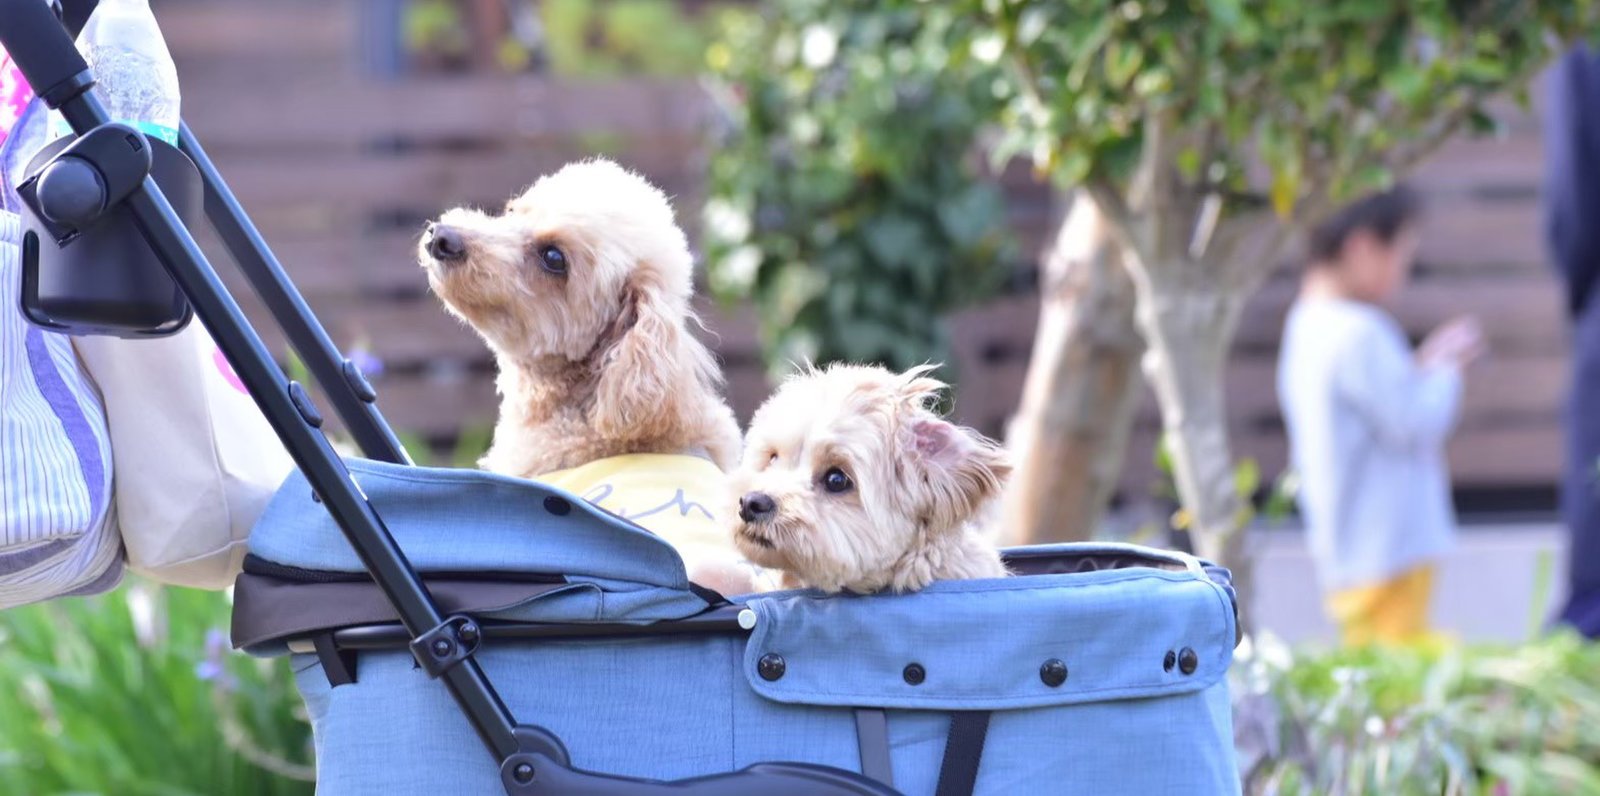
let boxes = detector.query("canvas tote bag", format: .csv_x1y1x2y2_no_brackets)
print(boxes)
73,316,295,589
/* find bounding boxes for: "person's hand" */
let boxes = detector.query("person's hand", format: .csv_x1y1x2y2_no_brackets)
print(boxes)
1418,316,1487,369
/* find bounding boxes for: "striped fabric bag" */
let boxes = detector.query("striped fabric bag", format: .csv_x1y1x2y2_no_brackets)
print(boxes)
0,78,124,607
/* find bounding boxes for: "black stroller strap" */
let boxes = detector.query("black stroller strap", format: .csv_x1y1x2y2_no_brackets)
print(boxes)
312,633,358,687
853,709,894,787
933,711,992,796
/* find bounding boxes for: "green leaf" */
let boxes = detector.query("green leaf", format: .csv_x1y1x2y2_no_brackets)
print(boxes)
1104,40,1144,89
936,185,1001,247
1205,0,1243,27
1055,147,1093,185
1099,135,1144,182
1467,108,1500,136
1177,146,1203,181
861,214,926,271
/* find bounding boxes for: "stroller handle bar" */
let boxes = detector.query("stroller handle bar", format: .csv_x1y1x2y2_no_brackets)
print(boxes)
0,0,92,109
176,122,413,465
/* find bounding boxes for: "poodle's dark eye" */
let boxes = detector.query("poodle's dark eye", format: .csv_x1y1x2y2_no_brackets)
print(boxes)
821,467,853,494
537,245,567,275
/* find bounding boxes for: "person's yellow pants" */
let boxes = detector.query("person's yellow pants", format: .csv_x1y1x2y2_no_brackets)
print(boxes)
1324,564,1439,647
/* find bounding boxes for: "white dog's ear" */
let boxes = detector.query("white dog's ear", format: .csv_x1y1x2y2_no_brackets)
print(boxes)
894,364,947,411
904,415,1011,531
591,272,714,442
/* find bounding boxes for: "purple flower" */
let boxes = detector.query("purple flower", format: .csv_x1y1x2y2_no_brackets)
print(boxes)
204,628,229,655
196,627,235,687
347,346,385,380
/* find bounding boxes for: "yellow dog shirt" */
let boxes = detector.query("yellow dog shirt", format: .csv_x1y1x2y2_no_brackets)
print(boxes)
537,454,771,591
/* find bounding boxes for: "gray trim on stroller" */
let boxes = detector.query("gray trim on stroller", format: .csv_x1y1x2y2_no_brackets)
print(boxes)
234,545,1238,668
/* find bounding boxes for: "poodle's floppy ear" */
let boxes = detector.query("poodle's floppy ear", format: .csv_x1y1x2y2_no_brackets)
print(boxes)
901,413,1012,532
591,271,716,442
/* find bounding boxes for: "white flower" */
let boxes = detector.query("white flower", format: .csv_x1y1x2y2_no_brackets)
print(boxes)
801,25,838,69
715,245,762,294
704,198,752,243
971,33,1005,64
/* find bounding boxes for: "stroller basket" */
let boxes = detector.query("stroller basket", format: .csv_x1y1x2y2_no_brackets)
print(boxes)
0,4,1244,793
231,460,1242,795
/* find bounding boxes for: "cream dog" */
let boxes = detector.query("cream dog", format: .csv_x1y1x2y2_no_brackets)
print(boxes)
419,158,759,594
726,364,1011,594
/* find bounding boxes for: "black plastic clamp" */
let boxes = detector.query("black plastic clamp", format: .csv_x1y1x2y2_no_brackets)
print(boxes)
499,727,574,795
408,615,483,679
17,123,154,246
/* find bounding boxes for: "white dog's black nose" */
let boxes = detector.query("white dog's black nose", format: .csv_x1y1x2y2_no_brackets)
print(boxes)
425,223,467,262
739,492,777,523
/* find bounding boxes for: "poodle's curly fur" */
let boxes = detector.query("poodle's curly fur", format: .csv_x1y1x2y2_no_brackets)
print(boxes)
418,158,741,479
725,364,1011,594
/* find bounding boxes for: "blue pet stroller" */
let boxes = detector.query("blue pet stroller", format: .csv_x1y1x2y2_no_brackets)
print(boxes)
1,3,1242,793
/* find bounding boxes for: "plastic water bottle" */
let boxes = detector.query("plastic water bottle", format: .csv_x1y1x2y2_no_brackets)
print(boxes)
53,0,181,145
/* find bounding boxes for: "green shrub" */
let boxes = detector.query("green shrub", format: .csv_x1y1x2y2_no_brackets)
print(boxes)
703,0,1012,377
0,583,314,795
1235,633,1600,795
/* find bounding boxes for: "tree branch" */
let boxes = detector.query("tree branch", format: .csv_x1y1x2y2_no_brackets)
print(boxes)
1084,177,1147,268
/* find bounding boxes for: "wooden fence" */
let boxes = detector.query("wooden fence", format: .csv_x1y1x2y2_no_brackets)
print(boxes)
162,0,1568,508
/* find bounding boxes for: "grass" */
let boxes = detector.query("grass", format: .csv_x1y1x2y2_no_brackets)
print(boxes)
0,582,313,796
1235,631,1600,795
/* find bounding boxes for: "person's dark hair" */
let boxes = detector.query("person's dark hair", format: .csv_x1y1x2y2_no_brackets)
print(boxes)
1307,186,1423,265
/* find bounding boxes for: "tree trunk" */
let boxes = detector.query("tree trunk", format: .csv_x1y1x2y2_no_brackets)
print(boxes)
1133,278,1257,630
999,194,1144,545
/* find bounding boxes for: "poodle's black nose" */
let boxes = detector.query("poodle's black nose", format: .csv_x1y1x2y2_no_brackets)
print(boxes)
739,492,777,523
425,224,467,262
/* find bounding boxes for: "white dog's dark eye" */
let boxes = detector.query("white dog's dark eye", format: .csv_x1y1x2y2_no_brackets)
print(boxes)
821,467,853,494
537,245,567,275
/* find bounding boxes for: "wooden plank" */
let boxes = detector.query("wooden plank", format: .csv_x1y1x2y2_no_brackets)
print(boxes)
162,1,354,62
1410,133,1542,198
1414,195,1545,272
366,374,500,438
944,273,1566,373
212,144,704,219
1126,353,1568,430
1237,274,1567,354
359,359,773,439
1446,425,1563,486
234,291,767,374
1122,420,1561,496
214,178,1045,303
184,77,712,152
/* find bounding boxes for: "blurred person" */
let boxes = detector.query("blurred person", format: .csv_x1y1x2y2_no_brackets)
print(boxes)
1277,187,1485,646
1544,46,1600,639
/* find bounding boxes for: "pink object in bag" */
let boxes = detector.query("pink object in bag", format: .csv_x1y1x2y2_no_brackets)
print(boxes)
0,44,35,147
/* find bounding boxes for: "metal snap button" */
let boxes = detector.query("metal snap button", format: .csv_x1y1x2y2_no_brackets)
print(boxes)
1039,658,1068,687
1163,650,1177,672
758,653,786,681
1178,647,1199,675
902,663,926,685
543,496,571,516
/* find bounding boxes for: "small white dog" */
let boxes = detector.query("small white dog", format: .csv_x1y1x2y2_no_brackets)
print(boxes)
725,364,1011,594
